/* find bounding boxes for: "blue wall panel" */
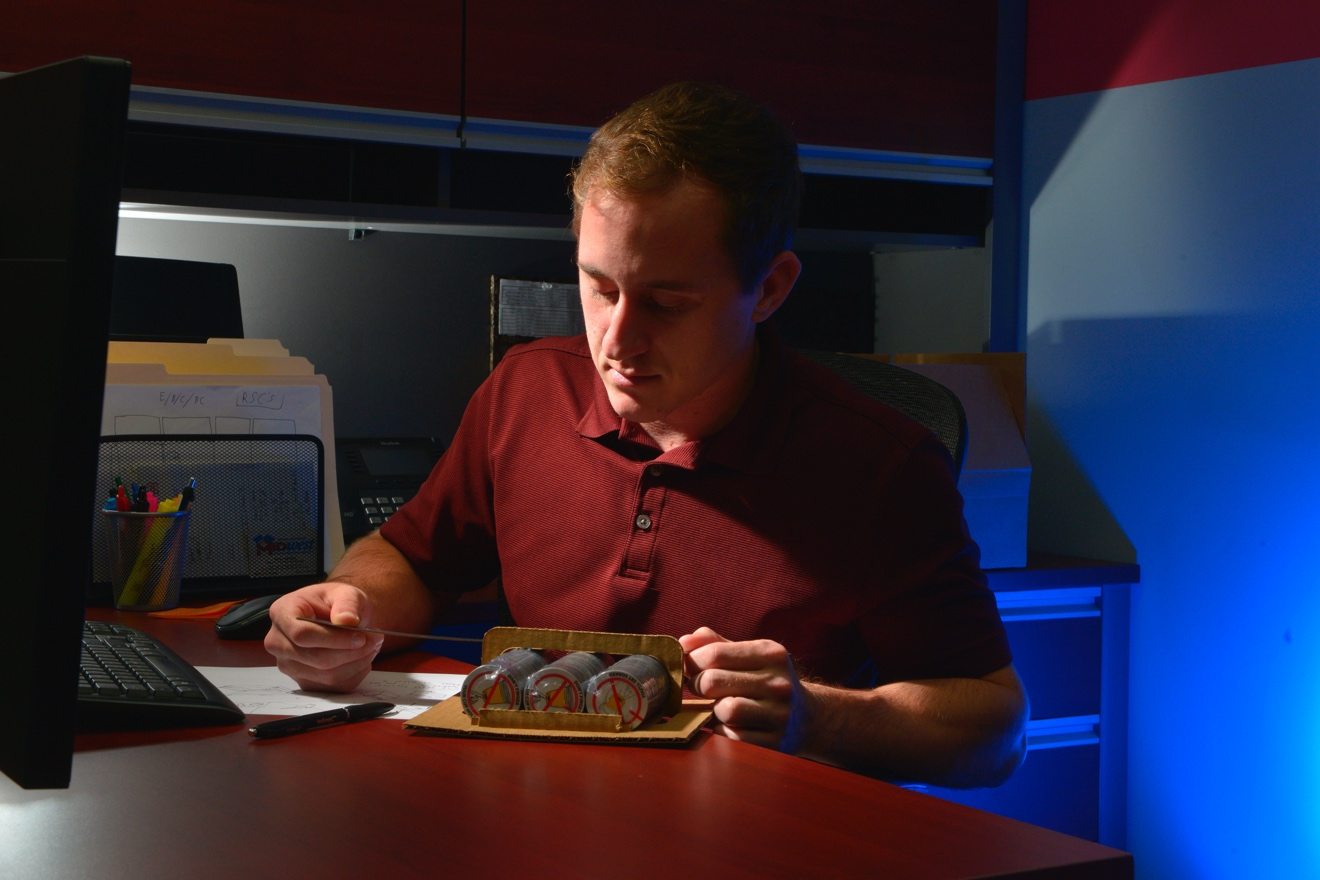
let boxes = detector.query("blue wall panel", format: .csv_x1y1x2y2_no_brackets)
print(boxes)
1024,57,1320,877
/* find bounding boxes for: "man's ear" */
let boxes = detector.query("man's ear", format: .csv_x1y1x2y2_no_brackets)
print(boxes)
752,251,802,323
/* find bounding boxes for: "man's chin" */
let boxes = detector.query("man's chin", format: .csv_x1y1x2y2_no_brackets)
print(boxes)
605,388,661,425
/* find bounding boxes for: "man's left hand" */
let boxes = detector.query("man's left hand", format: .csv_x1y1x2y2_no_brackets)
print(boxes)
679,626,809,752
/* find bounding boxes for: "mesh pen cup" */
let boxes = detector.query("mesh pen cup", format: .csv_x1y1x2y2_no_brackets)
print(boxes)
101,510,191,611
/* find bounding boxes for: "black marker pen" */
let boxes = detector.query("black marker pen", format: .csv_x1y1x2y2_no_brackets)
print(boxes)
248,701,395,739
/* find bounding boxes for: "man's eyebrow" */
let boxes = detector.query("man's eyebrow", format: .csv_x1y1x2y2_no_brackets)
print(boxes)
576,263,695,292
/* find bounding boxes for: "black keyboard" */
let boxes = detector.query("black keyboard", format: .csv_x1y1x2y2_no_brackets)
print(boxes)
78,620,245,729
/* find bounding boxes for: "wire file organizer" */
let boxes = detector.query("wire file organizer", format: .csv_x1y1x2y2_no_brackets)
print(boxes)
90,435,324,601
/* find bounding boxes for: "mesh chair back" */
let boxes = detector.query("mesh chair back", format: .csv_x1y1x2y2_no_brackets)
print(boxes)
799,350,968,478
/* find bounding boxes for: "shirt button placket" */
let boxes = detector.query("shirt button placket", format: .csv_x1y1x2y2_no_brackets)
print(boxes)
621,465,665,578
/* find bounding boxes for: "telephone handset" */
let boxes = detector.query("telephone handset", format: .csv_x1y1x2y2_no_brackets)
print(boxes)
335,437,445,545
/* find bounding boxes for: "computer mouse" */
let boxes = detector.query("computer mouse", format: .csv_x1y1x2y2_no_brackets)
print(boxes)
214,594,281,640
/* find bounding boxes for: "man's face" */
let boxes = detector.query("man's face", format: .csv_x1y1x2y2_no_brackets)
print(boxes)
576,180,766,444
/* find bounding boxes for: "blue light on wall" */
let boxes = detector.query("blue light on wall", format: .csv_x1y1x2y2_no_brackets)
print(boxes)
1024,57,1320,878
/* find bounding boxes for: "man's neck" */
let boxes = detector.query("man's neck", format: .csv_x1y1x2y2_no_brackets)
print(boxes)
636,340,761,452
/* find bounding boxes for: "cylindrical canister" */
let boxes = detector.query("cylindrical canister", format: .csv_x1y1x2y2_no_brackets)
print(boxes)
460,648,546,716
584,653,671,730
524,652,610,713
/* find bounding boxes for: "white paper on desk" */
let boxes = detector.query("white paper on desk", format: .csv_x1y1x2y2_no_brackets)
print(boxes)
196,666,464,719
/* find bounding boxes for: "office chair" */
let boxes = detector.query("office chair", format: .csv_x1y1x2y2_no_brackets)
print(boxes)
799,350,968,478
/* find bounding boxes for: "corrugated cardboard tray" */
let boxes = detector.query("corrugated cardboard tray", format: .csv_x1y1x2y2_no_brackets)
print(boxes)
405,626,714,744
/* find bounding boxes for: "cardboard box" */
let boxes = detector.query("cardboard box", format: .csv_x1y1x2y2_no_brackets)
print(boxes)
893,356,1030,570
405,627,713,744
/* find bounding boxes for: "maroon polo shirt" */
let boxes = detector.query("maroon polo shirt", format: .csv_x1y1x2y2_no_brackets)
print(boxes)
380,330,1011,686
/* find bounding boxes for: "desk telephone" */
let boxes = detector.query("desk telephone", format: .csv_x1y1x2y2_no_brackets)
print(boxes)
336,437,445,545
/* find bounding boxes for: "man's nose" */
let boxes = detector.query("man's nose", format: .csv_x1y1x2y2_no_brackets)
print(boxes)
601,293,648,361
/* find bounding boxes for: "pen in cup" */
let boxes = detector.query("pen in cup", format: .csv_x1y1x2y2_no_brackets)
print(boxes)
106,476,196,609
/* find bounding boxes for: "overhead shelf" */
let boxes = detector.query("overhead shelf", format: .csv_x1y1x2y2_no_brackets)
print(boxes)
120,85,989,252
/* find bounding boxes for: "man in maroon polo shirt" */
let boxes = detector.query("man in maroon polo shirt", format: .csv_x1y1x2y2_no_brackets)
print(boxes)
266,82,1028,787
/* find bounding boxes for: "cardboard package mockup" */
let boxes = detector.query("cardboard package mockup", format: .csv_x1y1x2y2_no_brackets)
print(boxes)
407,627,713,744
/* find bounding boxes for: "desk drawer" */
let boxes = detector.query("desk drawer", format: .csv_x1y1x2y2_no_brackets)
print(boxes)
1004,616,1102,720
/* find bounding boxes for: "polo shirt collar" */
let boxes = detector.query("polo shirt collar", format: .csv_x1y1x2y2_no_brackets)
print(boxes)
575,323,791,475
577,361,630,442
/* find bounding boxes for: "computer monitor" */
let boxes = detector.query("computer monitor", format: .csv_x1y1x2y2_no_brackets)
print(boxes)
0,56,131,789
110,255,245,342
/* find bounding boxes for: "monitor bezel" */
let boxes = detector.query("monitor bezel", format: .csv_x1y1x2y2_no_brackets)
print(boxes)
0,55,131,789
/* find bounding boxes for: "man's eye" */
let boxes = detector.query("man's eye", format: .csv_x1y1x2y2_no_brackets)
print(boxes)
650,298,687,313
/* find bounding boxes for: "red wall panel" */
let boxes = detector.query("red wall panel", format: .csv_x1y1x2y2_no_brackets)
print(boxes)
1026,0,1320,100
6,2,997,154
4,0,462,114
466,1,997,157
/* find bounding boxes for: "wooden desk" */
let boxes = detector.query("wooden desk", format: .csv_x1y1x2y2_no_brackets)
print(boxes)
1,610,1133,880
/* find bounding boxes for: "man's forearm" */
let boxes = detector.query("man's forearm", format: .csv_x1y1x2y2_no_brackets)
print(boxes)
798,665,1029,788
325,531,444,649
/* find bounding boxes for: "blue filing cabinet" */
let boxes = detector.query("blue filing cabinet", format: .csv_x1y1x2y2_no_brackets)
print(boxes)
923,553,1137,848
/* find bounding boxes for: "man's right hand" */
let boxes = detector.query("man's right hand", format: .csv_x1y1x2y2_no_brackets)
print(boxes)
264,582,386,693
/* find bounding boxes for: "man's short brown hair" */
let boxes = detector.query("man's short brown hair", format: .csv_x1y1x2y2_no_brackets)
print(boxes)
570,82,801,292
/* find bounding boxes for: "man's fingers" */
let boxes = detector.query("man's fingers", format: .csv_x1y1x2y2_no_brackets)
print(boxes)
678,626,727,652
686,637,791,675
680,627,728,677
680,633,804,752
281,618,370,650
270,585,375,648
272,631,383,667
327,592,368,628
275,650,378,694
709,695,792,735
704,719,783,749
692,665,795,701
264,583,384,692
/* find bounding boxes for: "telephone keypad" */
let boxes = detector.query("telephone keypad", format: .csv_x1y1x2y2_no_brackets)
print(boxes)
360,496,406,528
